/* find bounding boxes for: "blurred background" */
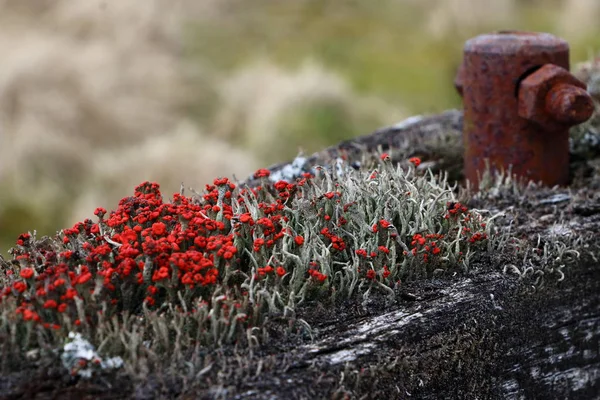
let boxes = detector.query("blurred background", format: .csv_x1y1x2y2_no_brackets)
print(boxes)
1,0,599,254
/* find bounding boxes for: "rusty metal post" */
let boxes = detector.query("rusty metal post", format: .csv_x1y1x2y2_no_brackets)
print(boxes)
455,31,595,189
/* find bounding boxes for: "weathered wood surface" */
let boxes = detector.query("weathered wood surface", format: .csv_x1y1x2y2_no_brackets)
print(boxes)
187,252,599,399
286,258,600,399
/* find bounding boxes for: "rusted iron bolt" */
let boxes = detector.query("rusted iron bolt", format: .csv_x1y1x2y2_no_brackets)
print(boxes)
456,31,595,189
518,64,595,130
546,84,594,123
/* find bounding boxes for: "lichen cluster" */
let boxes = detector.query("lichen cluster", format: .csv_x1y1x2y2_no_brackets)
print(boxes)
0,154,511,376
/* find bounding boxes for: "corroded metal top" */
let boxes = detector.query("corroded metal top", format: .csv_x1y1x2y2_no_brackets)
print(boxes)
464,31,569,56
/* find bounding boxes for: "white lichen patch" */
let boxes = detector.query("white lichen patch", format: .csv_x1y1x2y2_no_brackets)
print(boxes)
392,115,424,130
547,223,573,237
268,156,308,183
324,343,376,365
541,366,600,392
61,332,123,379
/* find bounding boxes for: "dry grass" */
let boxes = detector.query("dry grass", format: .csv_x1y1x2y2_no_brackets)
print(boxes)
213,60,404,161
